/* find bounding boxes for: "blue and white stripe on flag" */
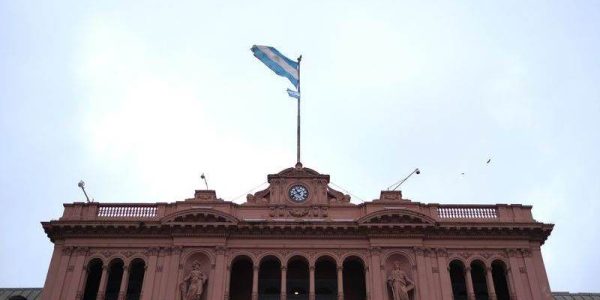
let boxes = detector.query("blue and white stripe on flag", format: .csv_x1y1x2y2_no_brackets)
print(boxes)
251,45,299,87
286,88,300,99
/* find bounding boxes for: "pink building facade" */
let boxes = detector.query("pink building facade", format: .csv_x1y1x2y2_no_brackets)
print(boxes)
41,165,554,300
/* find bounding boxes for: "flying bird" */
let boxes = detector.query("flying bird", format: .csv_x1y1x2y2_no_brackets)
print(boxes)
486,158,491,164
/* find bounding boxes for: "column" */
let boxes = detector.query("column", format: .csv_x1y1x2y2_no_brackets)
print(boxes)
141,247,159,300
436,249,453,300
280,266,287,300
96,265,109,300
485,266,497,300
224,264,231,300
368,247,383,300
505,268,518,300
364,266,371,300
414,248,430,300
252,264,259,300
337,266,344,300
465,267,475,300
309,265,315,300
117,266,130,300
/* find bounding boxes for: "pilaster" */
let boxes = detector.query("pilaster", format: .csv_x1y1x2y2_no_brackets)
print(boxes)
521,249,542,300
50,246,74,300
165,247,183,300
414,247,430,300
368,247,383,300
67,247,89,300
141,247,159,300
212,246,227,300
436,248,453,300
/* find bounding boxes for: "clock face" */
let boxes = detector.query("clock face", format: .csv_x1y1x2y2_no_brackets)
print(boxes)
288,184,309,203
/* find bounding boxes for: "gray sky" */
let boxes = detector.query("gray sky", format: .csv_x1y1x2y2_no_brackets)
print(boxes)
1,0,599,293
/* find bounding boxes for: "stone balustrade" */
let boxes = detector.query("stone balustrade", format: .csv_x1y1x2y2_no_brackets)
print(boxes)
59,201,536,223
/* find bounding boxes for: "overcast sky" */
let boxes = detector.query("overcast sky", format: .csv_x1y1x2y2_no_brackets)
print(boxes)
1,0,599,293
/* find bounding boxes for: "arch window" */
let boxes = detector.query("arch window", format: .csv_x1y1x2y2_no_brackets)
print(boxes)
230,256,254,300
492,260,511,300
258,256,281,299
470,261,489,300
83,258,103,300
126,258,146,300
104,259,125,300
342,257,366,300
315,256,337,300
449,260,467,300
287,256,309,300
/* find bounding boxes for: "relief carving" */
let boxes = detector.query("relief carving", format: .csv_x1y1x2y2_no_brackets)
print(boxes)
388,261,415,300
179,260,208,300
289,207,309,217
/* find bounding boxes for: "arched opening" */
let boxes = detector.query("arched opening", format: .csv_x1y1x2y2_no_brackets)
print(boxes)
492,260,510,300
126,258,146,300
259,256,281,300
449,260,467,300
287,256,309,300
470,261,489,300
230,256,254,300
83,258,103,300
342,257,366,300
104,259,124,300
315,256,337,300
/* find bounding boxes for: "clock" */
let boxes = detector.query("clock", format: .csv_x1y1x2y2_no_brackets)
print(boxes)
288,184,309,203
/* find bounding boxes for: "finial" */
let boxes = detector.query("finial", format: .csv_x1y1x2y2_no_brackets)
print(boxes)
295,162,303,169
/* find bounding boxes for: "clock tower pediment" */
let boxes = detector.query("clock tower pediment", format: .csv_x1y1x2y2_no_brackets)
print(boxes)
245,165,351,206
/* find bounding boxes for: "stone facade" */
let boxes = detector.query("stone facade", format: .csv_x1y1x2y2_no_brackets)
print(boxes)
41,165,554,300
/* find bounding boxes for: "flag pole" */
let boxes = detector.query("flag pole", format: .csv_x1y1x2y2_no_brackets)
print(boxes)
296,55,302,167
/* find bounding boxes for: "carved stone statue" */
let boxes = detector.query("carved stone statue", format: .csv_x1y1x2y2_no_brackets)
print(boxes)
388,261,415,300
180,260,207,300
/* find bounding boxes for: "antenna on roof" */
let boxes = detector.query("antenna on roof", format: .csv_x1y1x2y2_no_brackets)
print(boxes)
77,180,93,203
387,168,421,191
200,173,209,190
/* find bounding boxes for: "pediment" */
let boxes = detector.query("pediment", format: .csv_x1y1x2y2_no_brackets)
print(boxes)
358,209,436,225
267,165,330,182
161,209,238,224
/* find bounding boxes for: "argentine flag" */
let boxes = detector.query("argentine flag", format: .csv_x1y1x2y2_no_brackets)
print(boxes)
251,45,299,88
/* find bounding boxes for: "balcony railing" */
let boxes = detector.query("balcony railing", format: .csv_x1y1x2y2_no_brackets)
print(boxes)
437,207,498,219
97,205,158,218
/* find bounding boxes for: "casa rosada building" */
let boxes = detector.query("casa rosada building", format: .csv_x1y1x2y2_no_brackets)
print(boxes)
41,165,554,300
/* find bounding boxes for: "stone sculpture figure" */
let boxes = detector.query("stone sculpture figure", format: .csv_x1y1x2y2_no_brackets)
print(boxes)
388,261,415,300
180,260,208,300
